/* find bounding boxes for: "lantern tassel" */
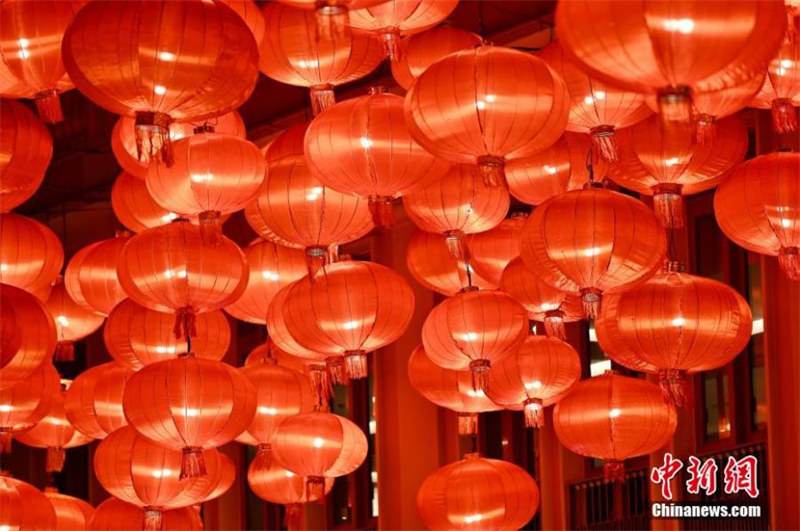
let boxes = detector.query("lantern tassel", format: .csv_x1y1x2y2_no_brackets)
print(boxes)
657,86,693,125
523,399,544,429
457,413,479,436
180,447,206,480
305,247,329,278
778,247,800,281
173,308,197,340
580,288,602,319
344,351,368,379
326,357,348,385
198,211,223,247
0,431,12,453
284,504,302,530
653,184,685,228
34,90,63,123
604,460,625,483
368,197,395,228
45,447,66,473
772,98,799,133
468,359,490,392
306,476,326,502
444,231,467,261
134,111,173,166
309,364,332,411
53,341,75,362
658,369,691,408
256,444,272,469
695,114,716,145
477,156,505,188
381,32,401,61
590,125,620,163
310,85,336,116
143,508,163,531
543,311,566,340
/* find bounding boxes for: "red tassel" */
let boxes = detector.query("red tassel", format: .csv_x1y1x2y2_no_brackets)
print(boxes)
381,31,401,60
590,125,620,163
45,447,66,473
53,342,75,362
143,507,163,531
34,90,63,123
653,183,685,228
256,444,272,469
305,476,326,502
314,5,349,40
658,369,691,408
198,211,223,247
308,364,332,411
772,98,799,133
444,231,467,260
180,447,206,480
695,114,716,145
134,111,173,166
477,156,505,187
173,308,197,340
457,413,479,436
657,86,693,124
310,85,336,116
305,246,330,278
779,247,800,281
604,459,625,483
0,431,12,453
284,504,303,530
325,357,348,385
343,351,368,379
468,359,490,392
523,399,544,429
580,288,602,319
368,197,395,228
543,311,566,340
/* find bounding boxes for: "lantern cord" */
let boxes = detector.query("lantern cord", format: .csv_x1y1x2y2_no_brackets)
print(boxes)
54,341,76,362
45,447,66,473
585,146,595,183
445,231,468,261
464,256,474,290
478,1,487,40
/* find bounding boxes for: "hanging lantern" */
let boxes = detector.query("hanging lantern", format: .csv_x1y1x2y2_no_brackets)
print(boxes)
259,2,384,114
555,0,786,124
486,335,581,428
64,362,131,439
271,411,368,499
519,186,667,318
44,489,95,531
122,356,256,479
0,476,57,531
0,0,84,122
348,0,459,59
65,232,130,316
421,290,528,391
116,219,247,339
0,362,60,452
43,278,105,362
62,0,259,165
750,20,800,133
0,213,63,300
553,371,678,482
224,240,308,325
305,89,451,227
407,345,500,435
220,0,266,47
417,453,540,531
391,25,482,90
111,171,181,233
404,44,571,187
466,214,527,286
500,257,583,340
608,115,747,228
0,284,56,388
714,151,800,280
0,100,52,212
596,265,753,406
89,498,203,531
538,41,651,161
403,164,510,259
266,285,330,363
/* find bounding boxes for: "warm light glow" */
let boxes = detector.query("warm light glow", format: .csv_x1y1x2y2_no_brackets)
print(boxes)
464,514,483,524
156,345,177,354
485,94,497,103
17,38,29,59
161,212,179,223
781,218,793,228
524,380,543,391
261,270,280,281
18,38,29,48
671,317,685,327
285,470,295,478
185,408,199,417
461,332,479,341
663,18,695,34
152,468,172,478
540,302,559,311
466,389,486,398
342,320,360,330
164,269,187,279
154,85,167,95
313,437,324,448
582,247,602,257
158,51,176,61
190,173,214,183
297,59,319,69
258,406,278,416
780,59,793,69
359,136,373,149
1,524,11,531
0,405,13,413
543,165,557,175
609,408,622,419
57,315,70,327
306,186,324,201
664,157,681,167
0,263,7,271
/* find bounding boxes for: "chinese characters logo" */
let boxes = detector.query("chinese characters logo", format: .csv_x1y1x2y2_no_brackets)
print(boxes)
651,453,759,499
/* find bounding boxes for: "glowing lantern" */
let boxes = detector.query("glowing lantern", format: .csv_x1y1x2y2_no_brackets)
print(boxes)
64,362,131,439
466,214,527,286
89,498,203,531
111,171,180,233
0,362,60,451
0,212,63,300
486,335,581,428
519,186,667,317
714,151,800,280
417,453,540,531
44,489,95,531
266,285,329,364
750,17,800,132
421,290,528,390
0,100,52,211
404,44,570,186
553,371,678,481
219,0,266,47
0,476,57,531
44,278,105,362
65,232,130,316
0,283,56,388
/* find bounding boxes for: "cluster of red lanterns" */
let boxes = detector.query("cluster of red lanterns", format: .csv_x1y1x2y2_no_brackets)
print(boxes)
0,0,797,529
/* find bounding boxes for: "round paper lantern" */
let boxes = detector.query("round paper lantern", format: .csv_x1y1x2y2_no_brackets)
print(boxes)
266,285,329,364
0,362,60,451
750,19,800,133
62,0,258,165
520,186,667,317
417,453,539,531
116,219,247,338
220,0,266,47
111,171,181,233
43,278,105,362
305,89,451,227
407,344,500,435
248,455,333,522
44,489,95,531
500,257,583,340
505,132,591,206
0,283,56,388
608,115,747,227
271,411,368,498
555,0,786,123
0,100,52,212
402,164,510,259
111,112,246,181
596,266,753,406
64,362,131,439
280,260,415,379
391,25,482,90
404,44,571,187
259,2,384,115
348,0,459,59
225,240,308,325
65,232,130,316
486,335,581,428
0,213,63,300
0,0,84,122
406,229,497,296
0,476,57,531
553,371,678,481
122,356,256,478
421,289,528,390
539,41,651,162
89,498,202,531
466,214,527,286
714,151,800,280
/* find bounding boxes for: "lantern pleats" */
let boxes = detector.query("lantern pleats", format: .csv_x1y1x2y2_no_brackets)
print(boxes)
65,233,131,316
0,476,57,531
44,278,105,362
391,26,482,90
0,100,53,211
64,362,131,440
44,489,95,531
0,362,60,451
89,498,203,531
466,214,527,286
0,213,63,301
0,283,56,388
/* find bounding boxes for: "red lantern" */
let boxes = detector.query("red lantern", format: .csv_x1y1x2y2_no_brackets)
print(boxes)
538,41,651,161
220,0,266,47
280,260,415,379
0,100,52,212
714,151,800,280
520,186,667,317
391,25,481,90
486,335,581,428
555,0,786,123
44,489,95,531
271,411,368,498
0,283,56,388
266,285,329,364
116,219,247,338
111,171,181,233
466,214,527,286
0,0,84,122
65,232,130,316
0,476,57,531
750,16,800,133
596,266,753,406
64,362,131,439
0,213,63,300
505,132,591,206
89,498,202,531
421,289,528,390
122,356,256,478
417,453,540,531
259,2,384,114
403,164,510,259
407,344,500,435
305,89,451,226
0,362,60,451
404,44,571,187
225,240,308,325
553,371,678,481
62,0,259,164
608,115,747,227
44,278,105,362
